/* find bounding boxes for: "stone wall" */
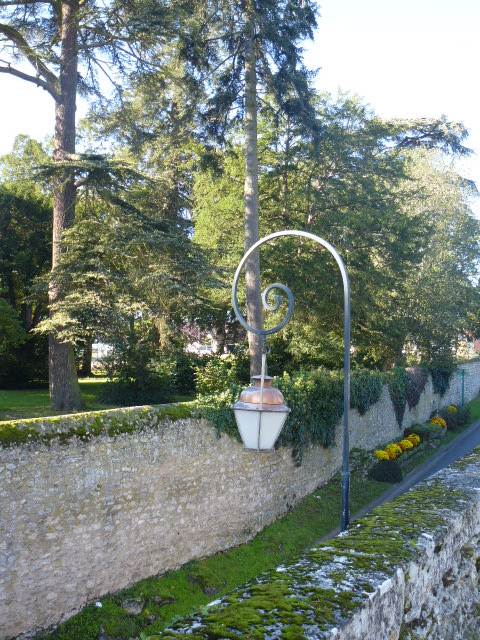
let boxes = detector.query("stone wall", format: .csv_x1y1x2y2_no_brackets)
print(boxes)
350,359,480,450
2,362,480,638
152,449,480,640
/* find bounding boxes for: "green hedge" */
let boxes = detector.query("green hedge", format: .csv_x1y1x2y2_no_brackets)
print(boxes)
195,361,462,463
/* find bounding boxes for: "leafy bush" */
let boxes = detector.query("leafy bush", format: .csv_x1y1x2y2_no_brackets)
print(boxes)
195,361,463,466
194,385,243,441
194,355,250,395
405,367,428,409
404,422,443,440
386,367,408,426
368,460,403,483
350,369,384,415
276,368,344,464
439,406,458,431
456,405,471,428
429,362,456,396
439,404,471,431
195,367,345,465
102,335,176,405
172,352,203,395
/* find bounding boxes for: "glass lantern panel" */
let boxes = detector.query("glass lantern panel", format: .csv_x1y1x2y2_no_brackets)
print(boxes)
258,411,288,450
234,409,288,450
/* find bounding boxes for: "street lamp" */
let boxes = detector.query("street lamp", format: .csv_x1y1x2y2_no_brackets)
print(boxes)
231,230,351,532
232,375,290,451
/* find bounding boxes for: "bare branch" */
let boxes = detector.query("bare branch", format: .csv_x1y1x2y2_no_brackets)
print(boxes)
0,1,52,5
0,23,59,95
0,62,58,97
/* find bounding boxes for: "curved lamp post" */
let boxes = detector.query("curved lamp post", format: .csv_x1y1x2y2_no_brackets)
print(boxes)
231,230,351,532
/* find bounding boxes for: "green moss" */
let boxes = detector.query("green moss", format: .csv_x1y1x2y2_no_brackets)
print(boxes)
186,561,226,595
150,476,470,639
101,601,141,638
0,422,37,444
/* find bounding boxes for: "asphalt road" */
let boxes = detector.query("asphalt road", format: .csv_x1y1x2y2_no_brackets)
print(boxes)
323,418,480,541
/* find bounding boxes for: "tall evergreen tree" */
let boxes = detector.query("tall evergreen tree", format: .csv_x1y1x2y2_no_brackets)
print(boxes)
0,0,186,408
176,0,320,374
0,136,52,386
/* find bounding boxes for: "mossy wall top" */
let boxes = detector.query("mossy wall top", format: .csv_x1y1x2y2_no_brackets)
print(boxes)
154,449,480,640
1,361,480,638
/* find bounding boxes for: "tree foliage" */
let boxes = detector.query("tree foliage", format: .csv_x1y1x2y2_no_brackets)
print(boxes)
0,139,52,386
193,93,479,371
1,4,479,402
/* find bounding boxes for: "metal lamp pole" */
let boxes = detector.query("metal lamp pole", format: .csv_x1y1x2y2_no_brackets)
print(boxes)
232,230,351,532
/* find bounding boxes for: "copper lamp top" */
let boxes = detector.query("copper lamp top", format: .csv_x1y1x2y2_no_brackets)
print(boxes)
235,375,289,410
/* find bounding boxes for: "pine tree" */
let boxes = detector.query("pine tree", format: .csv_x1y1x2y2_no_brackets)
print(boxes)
175,0,320,374
0,0,185,408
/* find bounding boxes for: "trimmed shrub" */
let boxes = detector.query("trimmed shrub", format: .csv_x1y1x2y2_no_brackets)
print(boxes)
404,422,443,441
368,460,403,483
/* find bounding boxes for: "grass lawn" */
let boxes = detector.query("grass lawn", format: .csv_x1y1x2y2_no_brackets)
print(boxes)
37,397,480,640
0,377,115,421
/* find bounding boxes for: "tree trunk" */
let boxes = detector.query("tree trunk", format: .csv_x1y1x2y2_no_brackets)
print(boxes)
211,323,226,355
78,337,93,377
49,0,83,410
244,4,263,377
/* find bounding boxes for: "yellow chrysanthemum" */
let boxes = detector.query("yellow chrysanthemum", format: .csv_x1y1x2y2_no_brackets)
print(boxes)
385,443,403,459
399,439,414,451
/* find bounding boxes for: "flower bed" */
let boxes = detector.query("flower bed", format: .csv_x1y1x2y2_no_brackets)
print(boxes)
368,403,466,483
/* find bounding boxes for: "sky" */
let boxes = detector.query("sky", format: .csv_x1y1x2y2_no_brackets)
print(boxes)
305,0,480,212
0,0,479,210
